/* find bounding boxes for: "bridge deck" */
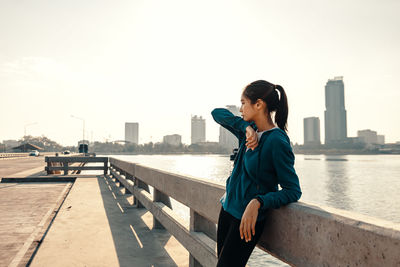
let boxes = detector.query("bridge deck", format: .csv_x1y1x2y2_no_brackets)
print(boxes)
0,181,72,267
30,175,188,267
0,158,65,267
0,156,46,177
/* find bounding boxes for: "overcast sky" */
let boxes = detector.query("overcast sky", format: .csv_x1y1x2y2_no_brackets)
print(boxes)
0,0,399,146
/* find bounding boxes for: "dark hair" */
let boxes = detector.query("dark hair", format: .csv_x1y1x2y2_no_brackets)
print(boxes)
242,80,289,132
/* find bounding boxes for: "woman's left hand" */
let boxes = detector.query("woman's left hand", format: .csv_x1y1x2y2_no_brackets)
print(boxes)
239,199,261,242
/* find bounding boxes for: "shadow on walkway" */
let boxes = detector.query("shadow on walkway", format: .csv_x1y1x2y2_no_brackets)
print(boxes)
98,175,188,267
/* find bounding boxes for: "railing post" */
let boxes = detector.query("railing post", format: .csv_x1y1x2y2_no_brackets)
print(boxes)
46,157,51,174
118,169,125,188
63,161,68,175
104,158,108,175
135,178,150,209
126,173,134,197
132,174,138,206
189,209,217,267
153,189,172,229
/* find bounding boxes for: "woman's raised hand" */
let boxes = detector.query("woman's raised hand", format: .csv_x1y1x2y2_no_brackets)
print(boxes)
245,126,258,150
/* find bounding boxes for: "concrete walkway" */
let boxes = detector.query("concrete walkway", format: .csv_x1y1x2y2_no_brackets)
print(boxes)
30,175,189,267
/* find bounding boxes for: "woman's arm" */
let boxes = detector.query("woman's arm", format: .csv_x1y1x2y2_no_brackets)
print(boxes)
211,108,252,140
240,134,301,242
256,134,302,210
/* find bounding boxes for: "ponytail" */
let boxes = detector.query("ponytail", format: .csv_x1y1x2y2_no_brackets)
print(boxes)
274,85,288,132
243,80,289,132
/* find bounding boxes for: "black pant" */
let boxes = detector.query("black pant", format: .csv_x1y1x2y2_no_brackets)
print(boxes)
217,207,266,267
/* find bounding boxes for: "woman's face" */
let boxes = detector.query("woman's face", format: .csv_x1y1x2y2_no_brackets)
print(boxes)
240,95,258,122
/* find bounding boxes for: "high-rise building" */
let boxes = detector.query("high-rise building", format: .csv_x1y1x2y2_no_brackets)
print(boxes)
303,117,321,146
125,122,139,144
191,115,206,144
219,105,240,151
163,134,182,146
324,76,347,144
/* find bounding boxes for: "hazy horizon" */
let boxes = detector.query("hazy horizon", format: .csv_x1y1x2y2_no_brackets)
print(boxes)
1,0,399,146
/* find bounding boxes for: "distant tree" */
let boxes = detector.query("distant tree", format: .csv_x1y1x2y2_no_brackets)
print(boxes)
18,135,64,152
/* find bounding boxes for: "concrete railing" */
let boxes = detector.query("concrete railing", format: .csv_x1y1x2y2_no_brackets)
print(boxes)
46,156,108,175
108,157,400,267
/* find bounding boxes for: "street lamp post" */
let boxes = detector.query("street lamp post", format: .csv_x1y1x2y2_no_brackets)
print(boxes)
71,115,85,143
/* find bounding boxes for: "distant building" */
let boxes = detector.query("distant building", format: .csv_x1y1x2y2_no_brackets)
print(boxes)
191,141,221,153
191,115,205,144
219,105,240,151
357,129,379,145
163,134,182,146
125,122,139,144
377,135,385,145
324,76,347,145
12,143,43,152
2,140,20,149
303,117,321,146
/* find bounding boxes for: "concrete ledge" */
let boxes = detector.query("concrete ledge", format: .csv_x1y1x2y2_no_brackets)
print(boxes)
109,157,135,175
110,159,224,224
259,202,400,267
45,166,105,171
45,156,108,163
109,157,400,267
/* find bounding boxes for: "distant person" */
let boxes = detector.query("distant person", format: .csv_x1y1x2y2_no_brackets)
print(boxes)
211,80,302,267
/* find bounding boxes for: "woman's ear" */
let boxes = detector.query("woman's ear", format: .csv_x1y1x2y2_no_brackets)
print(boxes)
256,99,264,110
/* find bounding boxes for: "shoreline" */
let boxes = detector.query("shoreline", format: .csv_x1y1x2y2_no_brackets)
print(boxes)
96,151,400,156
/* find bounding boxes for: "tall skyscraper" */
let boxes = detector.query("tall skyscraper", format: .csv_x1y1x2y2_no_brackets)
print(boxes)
125,122,139,144
303,117,321,146
191,115,205,144
219,105,240,151
324,76,347,144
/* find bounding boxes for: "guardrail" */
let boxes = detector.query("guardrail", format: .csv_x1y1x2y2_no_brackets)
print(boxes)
108,157,400,267
0,153,30,159
45,156,108,175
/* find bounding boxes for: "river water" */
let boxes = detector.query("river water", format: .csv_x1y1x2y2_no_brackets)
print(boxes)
108,154,400,266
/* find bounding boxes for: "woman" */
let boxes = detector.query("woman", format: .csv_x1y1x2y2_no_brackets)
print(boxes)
211,80,302,267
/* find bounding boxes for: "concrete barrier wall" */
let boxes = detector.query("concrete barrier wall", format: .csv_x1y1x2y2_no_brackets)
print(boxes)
109,157,400,267
260,202,400,267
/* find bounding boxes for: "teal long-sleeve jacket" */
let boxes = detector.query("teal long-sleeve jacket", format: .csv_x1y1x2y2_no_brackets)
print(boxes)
211,108,302,221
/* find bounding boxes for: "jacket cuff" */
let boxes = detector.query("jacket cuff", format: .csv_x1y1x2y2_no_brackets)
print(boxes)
255,196,264,210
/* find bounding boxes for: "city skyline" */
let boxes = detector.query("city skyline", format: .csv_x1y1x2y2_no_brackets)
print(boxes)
2,74,398,146
1,1,399,146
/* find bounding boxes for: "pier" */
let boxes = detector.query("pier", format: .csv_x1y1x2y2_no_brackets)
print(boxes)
0,155,399,266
